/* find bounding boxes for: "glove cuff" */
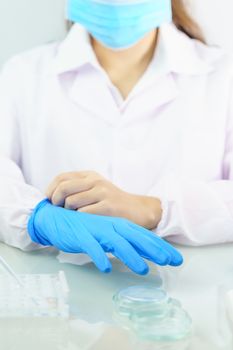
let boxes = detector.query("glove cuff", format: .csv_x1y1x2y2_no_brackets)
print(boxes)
27,198,52,246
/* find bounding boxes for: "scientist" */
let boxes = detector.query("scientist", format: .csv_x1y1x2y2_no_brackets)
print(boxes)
0,0,233,274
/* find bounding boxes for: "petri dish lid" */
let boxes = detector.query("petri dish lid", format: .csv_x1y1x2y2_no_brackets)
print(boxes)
112,285,192,341
113,285,169,316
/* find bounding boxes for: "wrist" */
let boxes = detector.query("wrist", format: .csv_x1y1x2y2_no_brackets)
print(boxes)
123,194,162,230
142,196,162,230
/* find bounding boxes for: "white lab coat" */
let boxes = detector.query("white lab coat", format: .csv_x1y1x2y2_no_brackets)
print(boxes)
0,23,233,250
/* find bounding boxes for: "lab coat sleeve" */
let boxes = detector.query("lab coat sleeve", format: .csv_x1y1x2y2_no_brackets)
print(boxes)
0,57,45,251
150,79,233,246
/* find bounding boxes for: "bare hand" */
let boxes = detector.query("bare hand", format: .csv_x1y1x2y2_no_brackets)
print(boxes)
46,171,162,230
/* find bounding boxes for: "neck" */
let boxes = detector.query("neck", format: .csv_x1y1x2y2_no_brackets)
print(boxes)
91,30,158,99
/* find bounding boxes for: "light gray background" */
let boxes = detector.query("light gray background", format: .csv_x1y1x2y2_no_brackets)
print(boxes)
0,0,67,67
0,0,233,67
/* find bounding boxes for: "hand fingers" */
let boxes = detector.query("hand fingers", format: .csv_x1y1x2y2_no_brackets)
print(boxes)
51,180,95,207
78,202,107,215
46,172,88,200
127,222,183,266
64,189,101,210
96,232,149,275
113,220,172,266
46,171,102,199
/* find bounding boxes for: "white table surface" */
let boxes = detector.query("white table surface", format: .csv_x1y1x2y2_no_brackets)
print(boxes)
0,241,232,350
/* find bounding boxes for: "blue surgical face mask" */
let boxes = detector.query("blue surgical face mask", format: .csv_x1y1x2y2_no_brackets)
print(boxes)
66,0,172,50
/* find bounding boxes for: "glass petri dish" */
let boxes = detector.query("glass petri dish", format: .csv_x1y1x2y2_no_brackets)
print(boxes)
113,285,170,329
112,285,192,342
113,285,169,314
131,302,192,341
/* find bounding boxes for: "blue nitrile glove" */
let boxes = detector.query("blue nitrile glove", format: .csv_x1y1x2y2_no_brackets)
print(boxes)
28,199,183,274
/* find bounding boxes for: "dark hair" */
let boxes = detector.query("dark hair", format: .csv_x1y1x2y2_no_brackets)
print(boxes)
172,0,205,43
66,0,205,43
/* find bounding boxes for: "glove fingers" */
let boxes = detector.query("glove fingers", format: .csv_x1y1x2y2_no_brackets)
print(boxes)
100,234,149,275
72,229,112,273
127,222,183,266
114,221,172,266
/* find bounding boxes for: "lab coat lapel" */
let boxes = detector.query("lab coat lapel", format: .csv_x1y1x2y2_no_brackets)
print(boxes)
122,73,179,124
68,67,120,126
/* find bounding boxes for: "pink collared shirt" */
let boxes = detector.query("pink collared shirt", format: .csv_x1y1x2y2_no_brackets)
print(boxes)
0,23,233,250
